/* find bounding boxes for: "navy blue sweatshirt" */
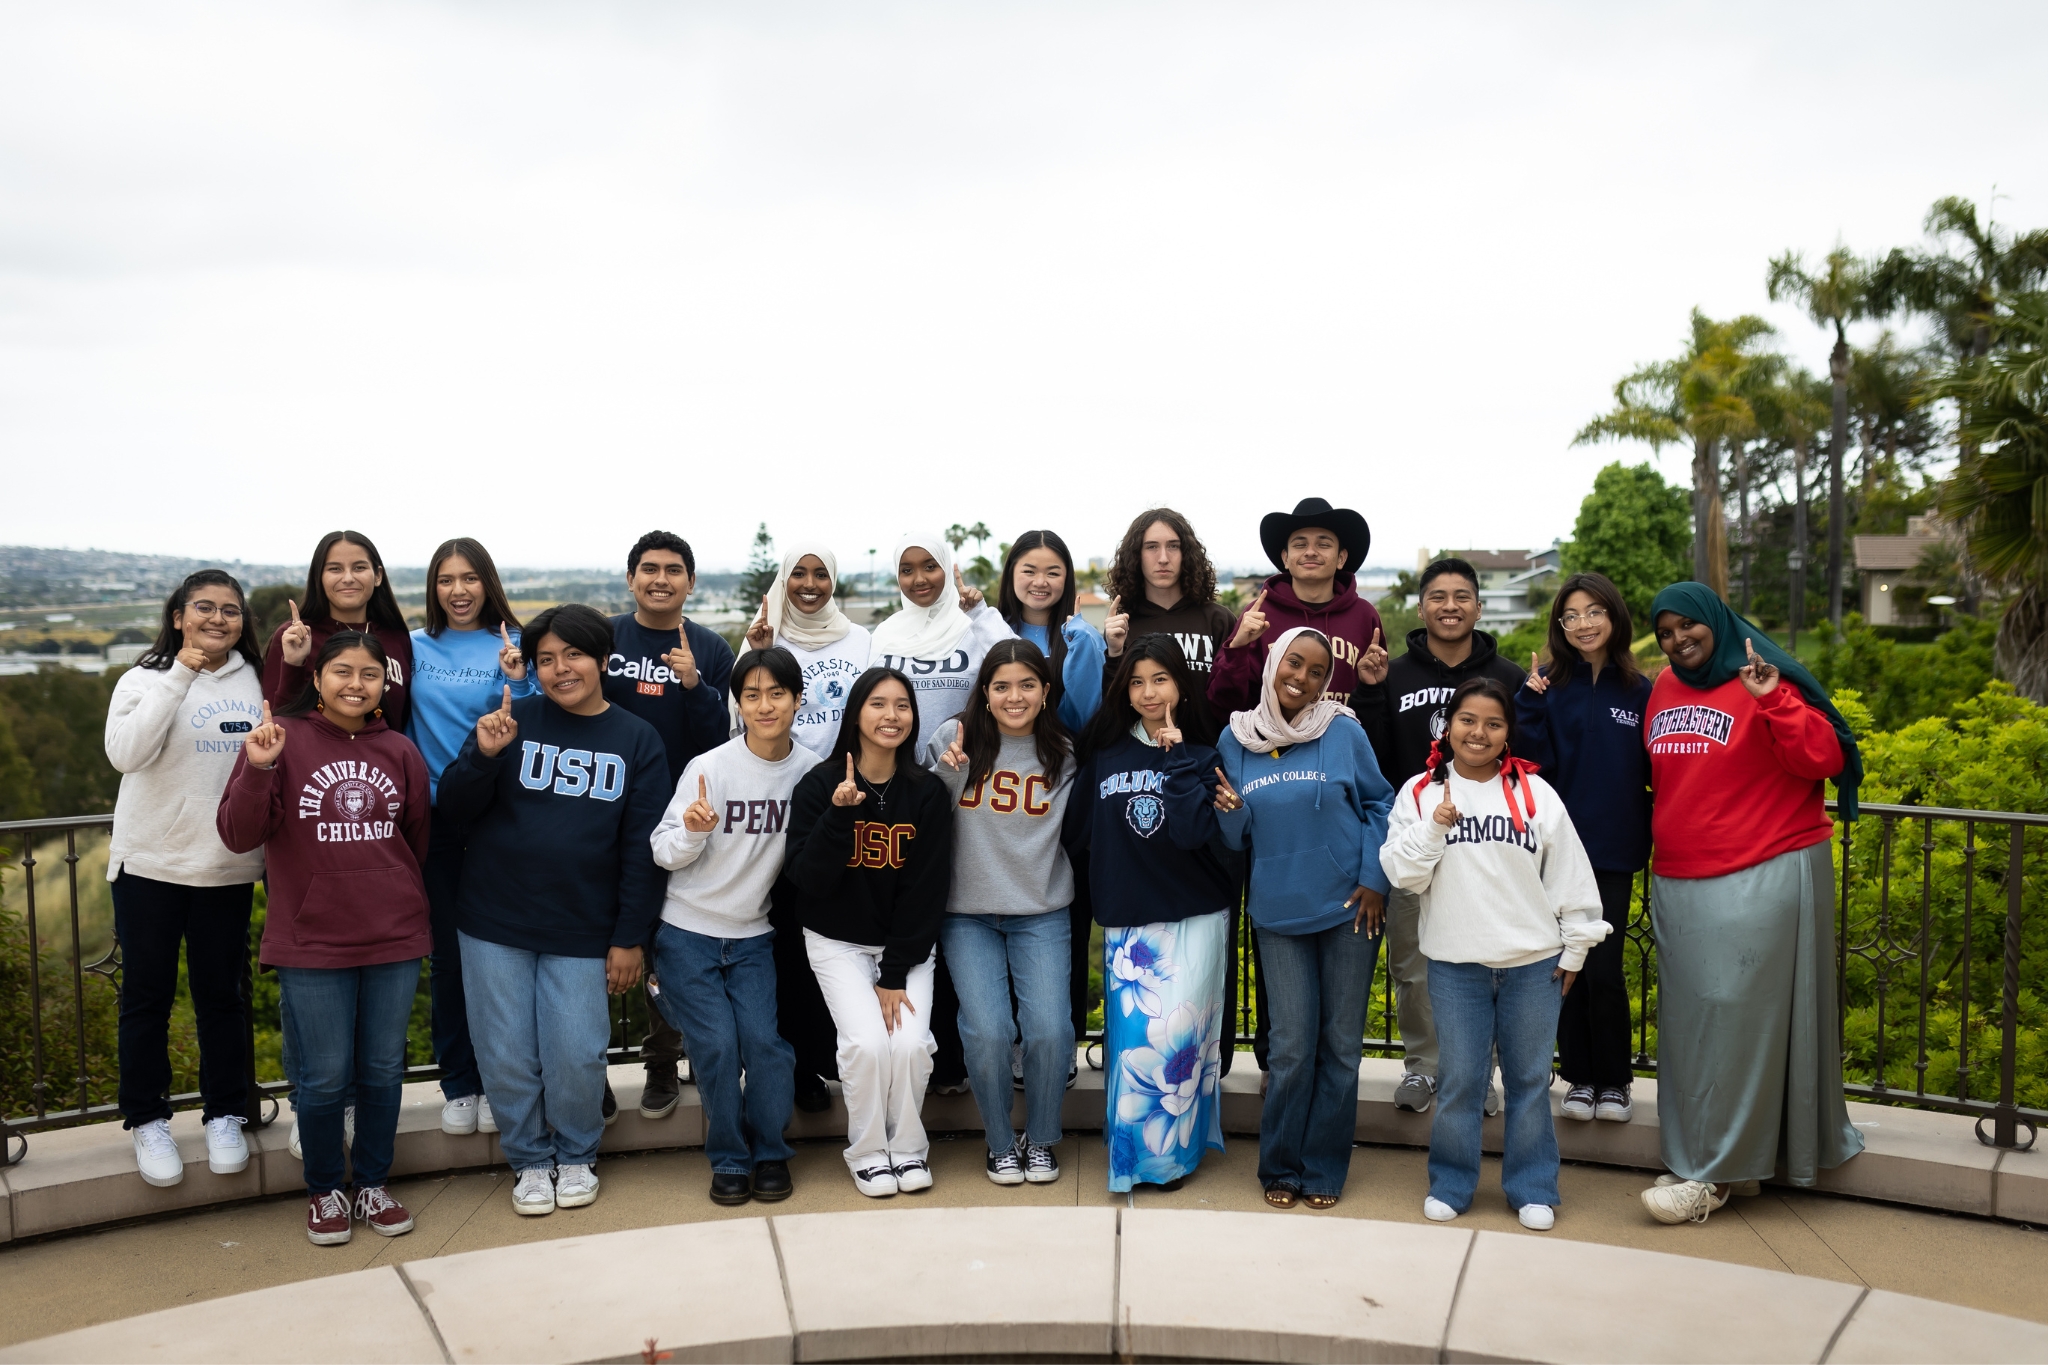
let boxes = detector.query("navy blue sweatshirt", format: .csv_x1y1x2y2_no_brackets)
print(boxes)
436,695,671,957
1513,660,1653,873
602,614,736,787
1064,730,1235,928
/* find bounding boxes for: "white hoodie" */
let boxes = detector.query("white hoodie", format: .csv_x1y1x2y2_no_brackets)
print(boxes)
651,734,815,939
1379,767,1607,971
103,656,266,887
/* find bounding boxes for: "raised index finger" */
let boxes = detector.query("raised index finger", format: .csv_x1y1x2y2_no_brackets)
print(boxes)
1252,589,1268,611
1109,595,1121,615
261,699,273,723
845,752,855,782
698,773,708,800
288,599,301,625
500,684,512,711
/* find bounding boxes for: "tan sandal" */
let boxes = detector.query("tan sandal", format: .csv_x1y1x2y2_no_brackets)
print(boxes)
1264,1186,1299,1209
1304,1193,1340,1210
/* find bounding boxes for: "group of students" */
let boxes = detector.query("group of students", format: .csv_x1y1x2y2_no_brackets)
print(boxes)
102,497,1866,1245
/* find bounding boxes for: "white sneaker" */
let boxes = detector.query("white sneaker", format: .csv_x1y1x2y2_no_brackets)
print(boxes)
853,1163,900,1197
204,1115,249,1174
1595,1086,1634,1122
1655,1172,1760,1197
1422,1196,1458,1222
1484,1081,1503,1117
441,1095,479,1135
288,1118,299,1160
1642,1178,1729,1224
132,1118,184,1187
892,1157,933,1193
1517,1203,1555,1231
287,1105,355,1161
476,1096,497,1134
512,1167,556,1216
555,1163,599,1207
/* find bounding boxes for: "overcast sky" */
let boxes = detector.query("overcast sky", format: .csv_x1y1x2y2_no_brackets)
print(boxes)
2,2,2043,577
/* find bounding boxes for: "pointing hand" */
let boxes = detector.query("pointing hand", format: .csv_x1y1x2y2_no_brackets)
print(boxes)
665,625,700,689
1103,595,1129,657
745,596,774,652
954,563,984,612
280,599,312,667
683,773,719,832
1525,651,1549,695
832,752,867,807
476,685,519,758
1738,637,1779,698
1358,627,1389,685
499,623,527,681
245,699,287,769
1229,589,1270,650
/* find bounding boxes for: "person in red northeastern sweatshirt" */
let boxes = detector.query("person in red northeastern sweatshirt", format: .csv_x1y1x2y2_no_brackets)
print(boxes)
1636,583,1865,1229
1207,498,1384,718
261,530,415,734
218,630,432,1249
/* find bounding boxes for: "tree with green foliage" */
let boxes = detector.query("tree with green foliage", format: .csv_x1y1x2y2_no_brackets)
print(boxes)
246,583,297,645
738,523,779,607
1560,462,1691,635
1816,614,1996,731
0,669,124,818
0,705,39,822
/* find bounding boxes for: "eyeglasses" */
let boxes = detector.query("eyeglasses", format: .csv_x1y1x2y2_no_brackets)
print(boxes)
185,602,244,621
1559,607,1608,628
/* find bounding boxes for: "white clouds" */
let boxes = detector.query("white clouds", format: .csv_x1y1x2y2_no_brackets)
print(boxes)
1,1,2043,573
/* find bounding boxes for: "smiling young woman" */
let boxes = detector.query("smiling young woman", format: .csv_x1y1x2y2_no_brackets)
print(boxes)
261,531,415,732
996,530,1108,733
869,532,1015,751
743,543,873,762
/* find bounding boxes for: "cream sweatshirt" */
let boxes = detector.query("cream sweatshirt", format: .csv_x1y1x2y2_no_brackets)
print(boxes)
103,656,267,887
651,734,814,939
1379,767,1606,971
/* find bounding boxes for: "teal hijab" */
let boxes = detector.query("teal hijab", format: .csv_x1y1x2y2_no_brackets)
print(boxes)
1649,582,1862,820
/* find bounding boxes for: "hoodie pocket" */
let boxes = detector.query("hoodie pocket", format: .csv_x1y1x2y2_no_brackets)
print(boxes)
1251,845,1349,924
292,867,424,952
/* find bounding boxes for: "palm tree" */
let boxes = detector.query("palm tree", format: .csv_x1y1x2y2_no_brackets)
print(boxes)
1848,332,1940,495
1751,370,1832,640
1767,246,1876,633
1872,196,2048,364
1576,310,1778,599
1931,292,2048,700
944,525,970,554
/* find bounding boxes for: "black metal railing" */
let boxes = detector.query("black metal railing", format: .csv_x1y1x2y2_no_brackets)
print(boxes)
5,800,2042,1166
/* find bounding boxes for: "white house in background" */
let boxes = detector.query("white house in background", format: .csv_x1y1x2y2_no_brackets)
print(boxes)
1852,516,1946,627
1423,545,1563,631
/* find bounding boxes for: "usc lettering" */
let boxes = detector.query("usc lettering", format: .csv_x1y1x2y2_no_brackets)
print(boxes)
846,821,916,869
957,770,1053,816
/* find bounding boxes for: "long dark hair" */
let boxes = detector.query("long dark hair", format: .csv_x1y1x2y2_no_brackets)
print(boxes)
137,570,264,673
424,537,521,637
278,631,390,719
1541,571,1641,693
828,666,924,775
1422,676,1520,790
997,530,1080,694
959,638,1071,793
1085,632,1216,756
300,531,407,633
1105,507,1216,610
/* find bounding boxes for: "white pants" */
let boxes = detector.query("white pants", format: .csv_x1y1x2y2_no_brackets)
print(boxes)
804,930,936,1172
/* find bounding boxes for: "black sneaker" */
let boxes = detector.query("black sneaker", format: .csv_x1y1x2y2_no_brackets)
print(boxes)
751,1160,792,1202
640,1064,681,1120
601,1082,619,1127
709,1171,751,1205
794,1072,832,1114
1024,1142,1060,1185
986,1143,1025,1186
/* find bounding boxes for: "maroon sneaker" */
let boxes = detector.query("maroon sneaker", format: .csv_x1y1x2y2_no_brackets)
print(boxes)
353,1184,415,1237
307,1189,352,1245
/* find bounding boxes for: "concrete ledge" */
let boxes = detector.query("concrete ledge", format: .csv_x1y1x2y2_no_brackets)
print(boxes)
2,1055,2026,1246
7,1208,2045,1364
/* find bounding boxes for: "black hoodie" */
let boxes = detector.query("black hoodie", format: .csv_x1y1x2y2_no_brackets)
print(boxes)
1107,595,1238,735
1349,628,1527,789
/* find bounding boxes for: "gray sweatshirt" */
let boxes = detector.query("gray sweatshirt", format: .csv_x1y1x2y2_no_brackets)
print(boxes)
928,720,1075,915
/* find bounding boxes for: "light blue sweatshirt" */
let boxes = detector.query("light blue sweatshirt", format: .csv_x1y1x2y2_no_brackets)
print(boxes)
1018,617,1107,734
407,626,541,801
1197,715,1394,935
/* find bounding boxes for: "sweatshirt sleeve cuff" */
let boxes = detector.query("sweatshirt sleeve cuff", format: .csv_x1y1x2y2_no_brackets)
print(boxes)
1559,946,1589,973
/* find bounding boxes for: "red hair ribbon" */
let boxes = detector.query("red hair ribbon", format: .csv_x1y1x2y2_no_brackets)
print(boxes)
1411,745,1542,834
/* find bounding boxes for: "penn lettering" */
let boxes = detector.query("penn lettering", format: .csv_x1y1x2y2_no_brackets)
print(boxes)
723,799,789,834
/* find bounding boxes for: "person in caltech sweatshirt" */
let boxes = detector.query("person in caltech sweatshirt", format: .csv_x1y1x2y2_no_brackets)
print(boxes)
647,648,810,1208
105,570,267,1190
215,631,432,1247
781,667,954,1198
436,604,670,1219
1380,676,1605,1233
1514,572,1652,1126
1198,627,1394,1211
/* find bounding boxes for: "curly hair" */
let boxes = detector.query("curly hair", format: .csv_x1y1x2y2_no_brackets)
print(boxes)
1105,508,1216,609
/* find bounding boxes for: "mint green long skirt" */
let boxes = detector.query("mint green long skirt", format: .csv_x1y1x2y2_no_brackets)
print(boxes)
1650,841,1865,1186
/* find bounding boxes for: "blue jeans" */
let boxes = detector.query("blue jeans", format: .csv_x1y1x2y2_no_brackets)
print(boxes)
650,923,795,1175
940,911,1073,1154
1427,954,1565,1212
277,959,419,1194
422,808,480,1101
1256,922,1380,1197
460,931,610,1172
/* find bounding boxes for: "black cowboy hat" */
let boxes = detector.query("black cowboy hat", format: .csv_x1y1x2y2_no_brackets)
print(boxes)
1259,498,1371,573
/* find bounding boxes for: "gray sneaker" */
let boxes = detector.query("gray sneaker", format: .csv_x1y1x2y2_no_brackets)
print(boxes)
1484,1081,1504,1117
1394,1072,1436,1113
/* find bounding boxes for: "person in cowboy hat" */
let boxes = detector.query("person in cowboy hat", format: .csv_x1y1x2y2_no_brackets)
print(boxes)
1207,497,1386,721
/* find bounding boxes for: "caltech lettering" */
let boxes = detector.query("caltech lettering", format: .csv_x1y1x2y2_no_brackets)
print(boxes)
607,653,682,685
517,742,628,802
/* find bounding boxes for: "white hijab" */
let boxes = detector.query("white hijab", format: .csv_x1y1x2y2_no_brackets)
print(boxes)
870,532,973,659
1228,626,1357,750
762,542,853,651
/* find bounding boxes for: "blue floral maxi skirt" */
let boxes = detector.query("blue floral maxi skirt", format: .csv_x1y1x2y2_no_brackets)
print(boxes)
1104,908,1229,1192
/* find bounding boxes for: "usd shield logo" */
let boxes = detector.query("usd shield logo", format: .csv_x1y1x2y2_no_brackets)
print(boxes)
1125,794,1165,838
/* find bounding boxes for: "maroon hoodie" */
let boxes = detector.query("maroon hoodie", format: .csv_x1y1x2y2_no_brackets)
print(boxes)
261,619,415,736
217,712,432,969
1207,571,1386,720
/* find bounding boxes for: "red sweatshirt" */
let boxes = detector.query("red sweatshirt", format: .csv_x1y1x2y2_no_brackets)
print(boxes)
216,712,433,968
1207,572,1385,718
1645,672,1841,880
261,619,414,736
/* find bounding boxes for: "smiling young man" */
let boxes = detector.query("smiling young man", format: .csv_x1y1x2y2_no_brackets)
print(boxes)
1206,498,1383,719
602,530,737,1120
1348,556,1525,1114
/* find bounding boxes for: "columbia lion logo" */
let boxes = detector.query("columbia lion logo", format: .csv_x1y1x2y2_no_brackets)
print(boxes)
1428,708,1447,741
1125,794,1165,838
333,779,379,821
